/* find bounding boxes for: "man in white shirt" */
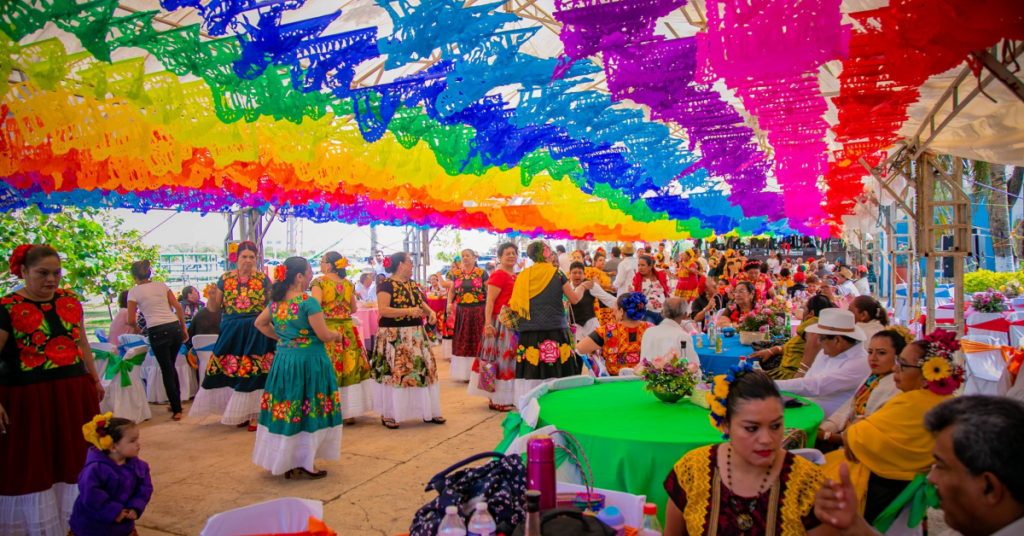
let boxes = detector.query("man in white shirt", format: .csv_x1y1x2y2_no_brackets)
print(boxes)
815,396,1024,536
556,245,571,273
370,250,386,276
835,268,861,298
775,309,870,418
640,297,699,365
354,272,376,303
613,243,638,297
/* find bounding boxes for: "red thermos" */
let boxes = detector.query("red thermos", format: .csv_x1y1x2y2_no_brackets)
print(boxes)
526,435,556,511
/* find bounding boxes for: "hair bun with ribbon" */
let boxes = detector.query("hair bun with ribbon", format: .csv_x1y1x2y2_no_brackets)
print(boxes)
621,292,648,321
9,244,36,279
83,412,115,450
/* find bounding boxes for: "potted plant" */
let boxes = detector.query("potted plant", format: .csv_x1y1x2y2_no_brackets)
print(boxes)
1000,280,1022,299
736,307,777,345
972,288,1009,313
634,350,701,404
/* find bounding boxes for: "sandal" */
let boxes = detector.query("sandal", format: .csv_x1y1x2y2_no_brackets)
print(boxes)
423,417,447,425
237,422,249,428
381,417,400,429
171,413,182,421
488,404,513,413
248,423,258,432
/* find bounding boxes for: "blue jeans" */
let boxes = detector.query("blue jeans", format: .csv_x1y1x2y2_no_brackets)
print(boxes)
642,311,663,325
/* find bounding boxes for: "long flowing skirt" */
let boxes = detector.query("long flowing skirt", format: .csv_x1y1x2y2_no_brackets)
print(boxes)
325,317,373,418
370,326,442,422
467,319,518,406
191,313,276,425
451,305,486,382
0,375,98,536
252,348,343,475
513,328,583,404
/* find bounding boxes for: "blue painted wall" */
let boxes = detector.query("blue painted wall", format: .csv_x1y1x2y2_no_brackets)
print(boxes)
972,194,996,271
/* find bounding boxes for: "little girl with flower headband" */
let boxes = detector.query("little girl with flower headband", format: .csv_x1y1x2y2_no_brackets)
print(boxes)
69,413,153,536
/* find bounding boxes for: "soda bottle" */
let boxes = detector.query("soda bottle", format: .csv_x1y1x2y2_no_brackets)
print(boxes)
639,503,663,536
524,491,542,536
437,505,466,536
714,330,722,354
467,502,497,536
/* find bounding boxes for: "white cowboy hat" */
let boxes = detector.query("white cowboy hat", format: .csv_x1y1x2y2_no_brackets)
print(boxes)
805,309,866,341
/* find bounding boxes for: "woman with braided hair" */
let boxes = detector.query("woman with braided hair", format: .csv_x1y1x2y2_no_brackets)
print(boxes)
0,245,105,535
190,241,276,432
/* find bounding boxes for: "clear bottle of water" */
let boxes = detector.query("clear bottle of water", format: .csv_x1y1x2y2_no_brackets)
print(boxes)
438,505,466,536
467,502,497,536
640,503,662,536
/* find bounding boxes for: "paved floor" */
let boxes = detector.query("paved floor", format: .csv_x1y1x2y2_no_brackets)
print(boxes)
135,350,506,536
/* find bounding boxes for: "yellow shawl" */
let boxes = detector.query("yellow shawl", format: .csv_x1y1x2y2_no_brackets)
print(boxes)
509,263,557,320
824,389,950,514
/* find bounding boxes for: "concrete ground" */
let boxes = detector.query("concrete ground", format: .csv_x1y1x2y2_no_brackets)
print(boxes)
135,349,506,536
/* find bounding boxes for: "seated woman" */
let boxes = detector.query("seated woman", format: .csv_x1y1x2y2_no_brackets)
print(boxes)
664,364,829,536
632,255,670,325
849,295,888,349
715,281,756,329
822,329,963,525
816,327,912,452
107,290,139,344
575,293,653,376
749,294,834,380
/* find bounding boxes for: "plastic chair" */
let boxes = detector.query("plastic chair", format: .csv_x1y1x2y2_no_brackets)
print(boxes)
200,498,324,536
618,368,636,377
962,335,1011,396
192,334,219,385
966,312,1010,346
101,340,152,424
89,342,112,377
94,328,108,343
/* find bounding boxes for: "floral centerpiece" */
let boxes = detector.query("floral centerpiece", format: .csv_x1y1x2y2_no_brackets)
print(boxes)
634,349,701,404
1000,280,1022,299
971,288,1009,313
735,303,788,344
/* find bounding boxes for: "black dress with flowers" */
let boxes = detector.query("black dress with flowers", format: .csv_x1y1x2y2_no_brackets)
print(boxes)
0,289,101,502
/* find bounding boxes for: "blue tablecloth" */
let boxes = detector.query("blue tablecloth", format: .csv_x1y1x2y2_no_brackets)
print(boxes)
693,334,751,376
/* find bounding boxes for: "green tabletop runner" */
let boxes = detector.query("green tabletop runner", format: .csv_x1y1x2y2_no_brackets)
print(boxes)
506,381,823,521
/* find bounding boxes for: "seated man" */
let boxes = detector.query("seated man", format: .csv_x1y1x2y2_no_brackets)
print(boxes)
640,297,700,366
815,396,1024,536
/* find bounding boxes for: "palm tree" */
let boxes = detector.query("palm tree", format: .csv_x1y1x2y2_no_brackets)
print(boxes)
970,161,1015,271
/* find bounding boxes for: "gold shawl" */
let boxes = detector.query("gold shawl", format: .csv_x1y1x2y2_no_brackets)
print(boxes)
509,263,557,320
824,389,950,514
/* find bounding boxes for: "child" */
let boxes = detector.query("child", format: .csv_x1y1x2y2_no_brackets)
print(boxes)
69,413,154,536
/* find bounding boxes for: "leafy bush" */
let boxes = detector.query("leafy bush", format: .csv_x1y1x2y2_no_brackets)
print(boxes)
965,270,1024,294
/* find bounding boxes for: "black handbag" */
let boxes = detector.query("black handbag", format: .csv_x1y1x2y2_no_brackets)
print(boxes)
409,452,527,536
511,508,615,536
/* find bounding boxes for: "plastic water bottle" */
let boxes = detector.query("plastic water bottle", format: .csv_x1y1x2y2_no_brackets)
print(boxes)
640,503,663,536
752,357,763,371
438,505,466,536
467,502,497,536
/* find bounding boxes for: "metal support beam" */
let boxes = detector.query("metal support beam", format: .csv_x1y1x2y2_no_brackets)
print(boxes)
971,48,1024,105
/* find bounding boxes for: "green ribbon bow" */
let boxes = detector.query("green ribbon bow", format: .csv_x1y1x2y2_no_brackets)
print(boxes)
101,349,147,387
873,474,939,533
494,412,538,454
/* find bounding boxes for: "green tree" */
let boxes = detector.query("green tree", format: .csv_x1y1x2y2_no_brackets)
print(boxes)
0,207,162,300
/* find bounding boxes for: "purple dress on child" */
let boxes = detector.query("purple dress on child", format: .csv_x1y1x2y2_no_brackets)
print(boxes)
69,447,153,536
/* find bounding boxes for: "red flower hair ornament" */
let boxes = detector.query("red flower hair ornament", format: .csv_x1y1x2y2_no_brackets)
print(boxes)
382,257,392,270
274,265,288,281
9,244,36,279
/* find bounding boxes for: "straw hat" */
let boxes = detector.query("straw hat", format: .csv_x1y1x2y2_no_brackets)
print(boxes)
838,267,854,280
806,309,866,341
621,243,636,255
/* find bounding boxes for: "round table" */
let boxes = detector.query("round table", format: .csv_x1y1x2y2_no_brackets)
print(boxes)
693,333,757,376
354,308,380,347
533,381,823,521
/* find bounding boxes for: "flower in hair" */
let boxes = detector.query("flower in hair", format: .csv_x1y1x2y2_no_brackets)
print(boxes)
919,329,964,395
334,258,348,270
83,412,115,450
9,244,35,279
274,265,287,281
708,360,754,437
382,257,392,269
884,325,916,345
621,292,648,321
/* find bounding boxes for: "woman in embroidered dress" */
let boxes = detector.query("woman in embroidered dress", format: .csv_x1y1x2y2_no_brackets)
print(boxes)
664,365,828,536
821,330,962,526
252,258,343,479
509,241,592,404
190,241,276,431
575,293,654,377
467,242,519,411
733,260,776,303
588,254,615,327
0,245,104,536
632,255,670,326
436,260,460,361
447,249,489,382
372,252,443,429
716,281,757,329
311,251,371,425
673,250,701,303
816,328,910,452
177,286,204,325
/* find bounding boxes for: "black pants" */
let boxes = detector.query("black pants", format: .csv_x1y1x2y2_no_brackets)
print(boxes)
148,322,185,414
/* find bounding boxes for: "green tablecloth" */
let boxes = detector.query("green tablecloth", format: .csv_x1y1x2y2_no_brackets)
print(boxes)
532,381,823,518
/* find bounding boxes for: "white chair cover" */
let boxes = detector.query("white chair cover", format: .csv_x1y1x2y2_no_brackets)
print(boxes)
556,482,647,529
548,375,595,391
100,342,152,424
966,312,1010,346
94,328,108,343
192,334,219,385
962,335,1011,396
199,498,323,536
617,368,636,377
142,346,196,404
89,342,112,377
1007,312,1024,348
595,375,642,383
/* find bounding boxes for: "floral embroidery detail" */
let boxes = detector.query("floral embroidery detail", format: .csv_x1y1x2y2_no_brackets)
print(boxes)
381,278,425,322
313,277,354,320
55,296,82,324
205,352,274,379
220,272,268,315
539,340,559,364
261,392,341,423
269,295,317,349
449,267,488,306
2,289,84,372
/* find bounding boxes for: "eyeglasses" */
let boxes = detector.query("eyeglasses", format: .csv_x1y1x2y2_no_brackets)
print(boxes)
895,359,922,370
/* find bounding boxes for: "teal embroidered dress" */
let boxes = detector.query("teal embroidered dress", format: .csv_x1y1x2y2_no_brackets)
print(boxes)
252,294,343,475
